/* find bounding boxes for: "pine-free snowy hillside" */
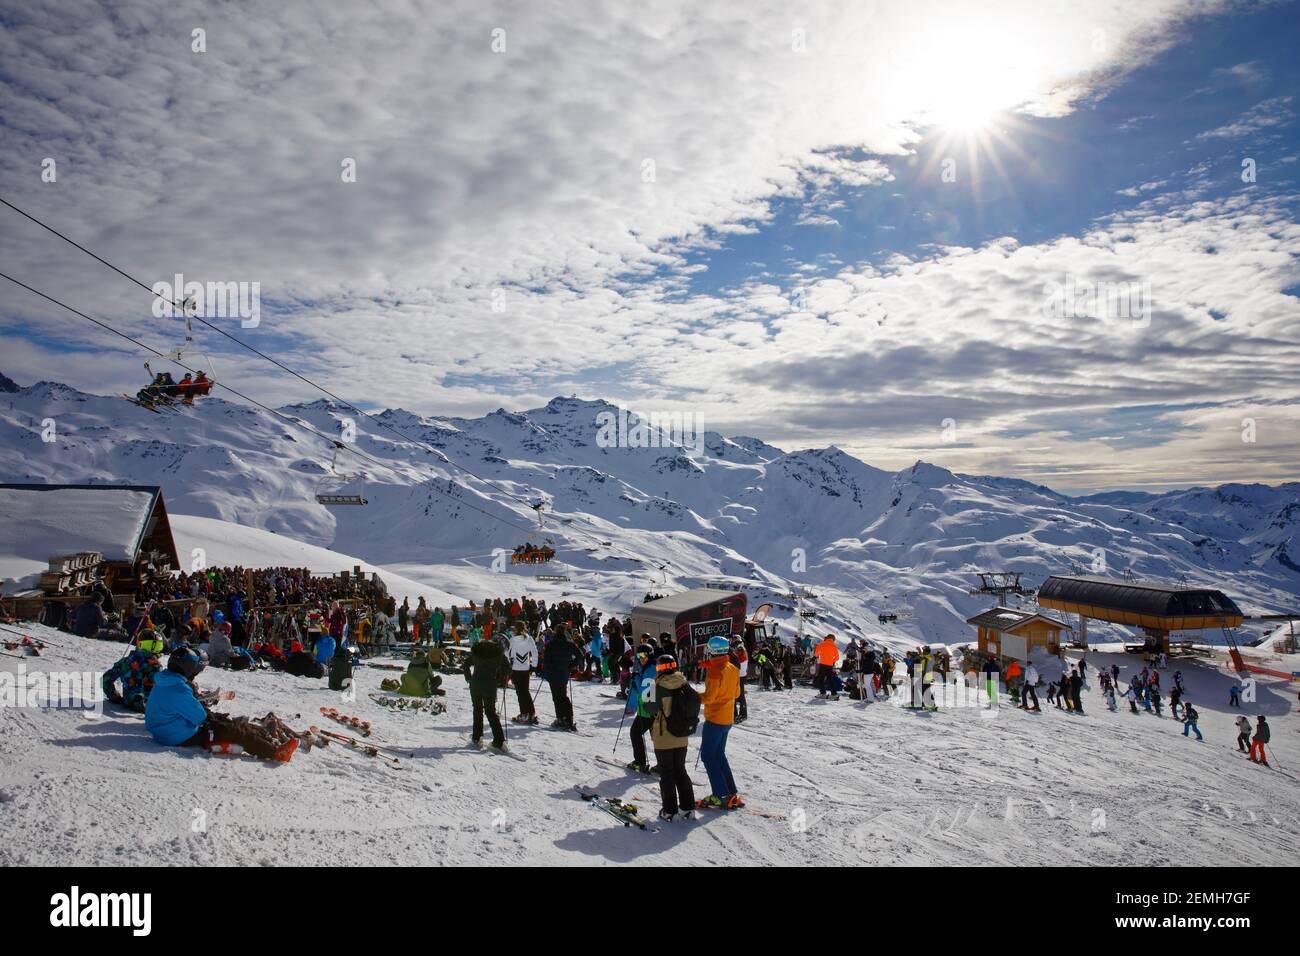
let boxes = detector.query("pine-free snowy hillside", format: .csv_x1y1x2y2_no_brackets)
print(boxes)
1,624,1297,866
2,375,1299,651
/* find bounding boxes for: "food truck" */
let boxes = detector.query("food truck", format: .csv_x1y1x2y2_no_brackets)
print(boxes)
629,588,747,670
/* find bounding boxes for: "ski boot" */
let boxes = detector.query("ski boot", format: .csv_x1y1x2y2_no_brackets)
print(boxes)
695,795,724,811
658,809,677,823
724,794,745,810
625,760,650,773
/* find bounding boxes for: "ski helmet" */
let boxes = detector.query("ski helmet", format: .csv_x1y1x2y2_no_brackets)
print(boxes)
636,642,656,658
656,653,678,672
706,636,730,657
213,609,225,624
167,647,205,679
136,629,164,655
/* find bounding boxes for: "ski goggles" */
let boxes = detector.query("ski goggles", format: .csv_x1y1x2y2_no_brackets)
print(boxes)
138,636,165,654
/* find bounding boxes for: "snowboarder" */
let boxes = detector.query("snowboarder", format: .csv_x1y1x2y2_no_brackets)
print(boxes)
625,642,658,772
1248,716,1270,765
1181,701,1203,741
814,634,840,699
464,630,507,751
1234,715,1251,753
697,635,743,811
649,653,696,821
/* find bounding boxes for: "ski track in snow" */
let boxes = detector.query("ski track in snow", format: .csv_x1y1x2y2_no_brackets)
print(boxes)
1,624,1297,866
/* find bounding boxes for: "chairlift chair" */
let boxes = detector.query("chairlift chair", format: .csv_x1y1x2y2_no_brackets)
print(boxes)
315,441,368,506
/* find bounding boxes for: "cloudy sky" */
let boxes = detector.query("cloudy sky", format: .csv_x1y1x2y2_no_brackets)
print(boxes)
1,0,1297,494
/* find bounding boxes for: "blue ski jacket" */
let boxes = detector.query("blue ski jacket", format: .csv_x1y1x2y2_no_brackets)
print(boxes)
145,670,207,746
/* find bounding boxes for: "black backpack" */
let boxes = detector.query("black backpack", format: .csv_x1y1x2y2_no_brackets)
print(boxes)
664,683,702,737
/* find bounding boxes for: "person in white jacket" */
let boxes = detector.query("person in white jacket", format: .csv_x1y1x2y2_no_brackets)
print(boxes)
508,624,539,724
1018,661,1041,711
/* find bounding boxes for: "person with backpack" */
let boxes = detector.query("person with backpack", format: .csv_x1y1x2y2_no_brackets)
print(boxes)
697,635,742,811
1249,716,1270,765
649,653,698,821
1235,715,1252,754
464,631,507,752
625,641,659,773
1181,700,1203,741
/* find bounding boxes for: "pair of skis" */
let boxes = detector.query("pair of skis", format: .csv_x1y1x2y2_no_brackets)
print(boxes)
320,706,371,736
308,726,408,765
575,786,656,831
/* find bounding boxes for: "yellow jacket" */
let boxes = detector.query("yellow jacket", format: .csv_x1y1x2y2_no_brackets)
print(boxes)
701,658,740,725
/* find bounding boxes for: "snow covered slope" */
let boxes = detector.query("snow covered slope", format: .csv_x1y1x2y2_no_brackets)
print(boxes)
2,376,1299,652
1,625,1296,866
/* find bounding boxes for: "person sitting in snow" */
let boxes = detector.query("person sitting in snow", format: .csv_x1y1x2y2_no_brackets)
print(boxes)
145,647,299,762
100,630,164,712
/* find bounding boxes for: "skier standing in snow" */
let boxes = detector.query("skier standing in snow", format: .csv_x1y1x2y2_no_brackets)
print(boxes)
625,641,658,772
982,656,999,709
1019,660,1040,711
1235,714,1251,754
464,628,507,751
1068,668,1084,714
1248,716,1270,765
544,627,582,730
698,635,743,811
814,634,840,700
649,653,696,821
508,623,539,724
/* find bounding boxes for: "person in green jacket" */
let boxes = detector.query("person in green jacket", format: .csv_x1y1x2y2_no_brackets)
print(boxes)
464,638,507,751
430,607,446,646
399,650,444,697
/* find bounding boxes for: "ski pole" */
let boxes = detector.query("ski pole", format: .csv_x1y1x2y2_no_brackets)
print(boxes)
613,706,628,754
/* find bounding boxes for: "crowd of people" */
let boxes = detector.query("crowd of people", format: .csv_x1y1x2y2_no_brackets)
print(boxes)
33,568,1289,822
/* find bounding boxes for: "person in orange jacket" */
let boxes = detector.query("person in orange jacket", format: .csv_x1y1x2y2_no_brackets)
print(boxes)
1005,659,1023,704
814,634,841,700
698,635,743,811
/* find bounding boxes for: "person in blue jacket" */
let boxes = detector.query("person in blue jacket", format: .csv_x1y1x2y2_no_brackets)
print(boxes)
625,640,659,773
145,648,210,746
314,631,336,667
146,648,298,760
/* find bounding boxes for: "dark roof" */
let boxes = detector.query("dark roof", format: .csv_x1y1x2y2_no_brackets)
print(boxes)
965,606,1069,631
0,482,164,494
1038,575,1242,618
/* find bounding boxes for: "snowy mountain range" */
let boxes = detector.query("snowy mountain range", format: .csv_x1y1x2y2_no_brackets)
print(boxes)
2,373,1298,648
